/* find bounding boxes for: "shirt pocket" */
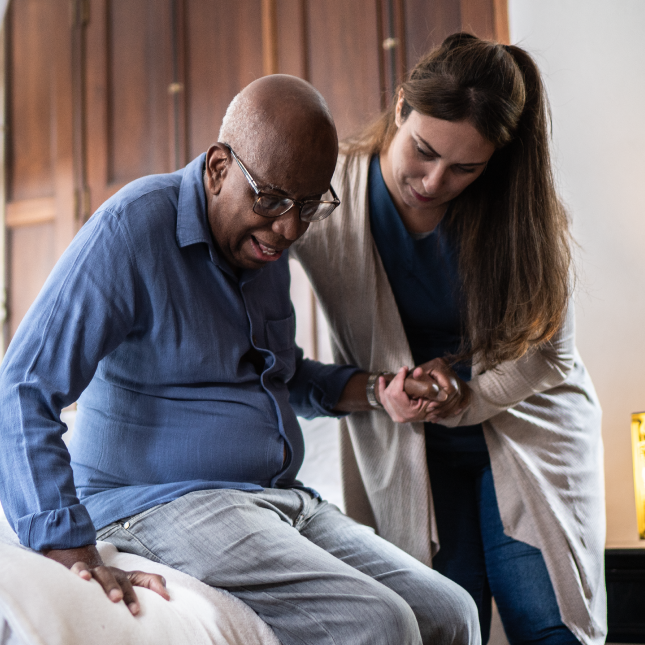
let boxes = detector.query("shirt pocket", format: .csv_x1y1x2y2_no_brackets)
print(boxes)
265,313,296,381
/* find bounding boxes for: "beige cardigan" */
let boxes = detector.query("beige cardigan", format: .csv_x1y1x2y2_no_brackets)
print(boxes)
292,154,606,645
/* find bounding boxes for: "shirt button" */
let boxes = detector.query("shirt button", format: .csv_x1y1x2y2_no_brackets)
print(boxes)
123,521,130,529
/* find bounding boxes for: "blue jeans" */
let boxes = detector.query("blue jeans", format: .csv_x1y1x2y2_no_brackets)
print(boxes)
427,450,579,645
97,488,480,645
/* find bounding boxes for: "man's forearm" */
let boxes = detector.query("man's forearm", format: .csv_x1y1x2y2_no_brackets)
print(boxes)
333,372,374,412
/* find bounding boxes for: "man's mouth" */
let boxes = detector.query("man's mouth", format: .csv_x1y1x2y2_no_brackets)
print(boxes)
250,236,285,261
258,240,277,256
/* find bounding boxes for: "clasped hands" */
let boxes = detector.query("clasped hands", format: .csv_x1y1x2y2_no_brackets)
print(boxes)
377,357,471,424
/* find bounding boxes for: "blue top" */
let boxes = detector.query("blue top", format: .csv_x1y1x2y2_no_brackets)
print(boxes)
368,155,486,452
0,153,358,551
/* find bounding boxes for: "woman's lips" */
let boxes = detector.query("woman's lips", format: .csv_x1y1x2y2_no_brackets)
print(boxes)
410,186,434,203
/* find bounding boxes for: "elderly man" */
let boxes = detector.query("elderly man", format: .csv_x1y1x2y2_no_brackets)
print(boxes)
0,75,478,645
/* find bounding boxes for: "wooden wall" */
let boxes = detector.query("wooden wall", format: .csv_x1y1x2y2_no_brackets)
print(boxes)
3,0,508,347
5,0,75,339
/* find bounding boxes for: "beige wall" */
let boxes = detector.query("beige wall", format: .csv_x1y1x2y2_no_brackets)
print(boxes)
509,0,645,548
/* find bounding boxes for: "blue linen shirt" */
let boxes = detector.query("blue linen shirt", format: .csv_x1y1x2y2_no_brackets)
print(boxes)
0,153,358,551
368,155,486,453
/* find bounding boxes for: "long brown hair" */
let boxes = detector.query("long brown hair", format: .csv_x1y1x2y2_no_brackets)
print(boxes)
344,32,572,369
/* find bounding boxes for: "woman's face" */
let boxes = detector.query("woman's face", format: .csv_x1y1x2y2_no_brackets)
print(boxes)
380,94,496,229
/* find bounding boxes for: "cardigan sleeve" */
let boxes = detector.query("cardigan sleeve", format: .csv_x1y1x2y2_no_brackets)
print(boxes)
438,304,576,427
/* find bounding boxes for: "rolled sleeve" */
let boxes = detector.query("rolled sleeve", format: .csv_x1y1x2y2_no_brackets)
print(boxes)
17,504,97,552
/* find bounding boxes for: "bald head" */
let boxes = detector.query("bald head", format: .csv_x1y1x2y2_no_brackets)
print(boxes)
218,75,337,178
203,76,339,272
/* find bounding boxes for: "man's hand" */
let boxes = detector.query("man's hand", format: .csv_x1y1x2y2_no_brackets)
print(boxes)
43,544,170,615
411,358,471,422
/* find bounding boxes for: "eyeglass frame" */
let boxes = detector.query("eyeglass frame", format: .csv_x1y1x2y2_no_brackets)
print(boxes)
221,143,340,223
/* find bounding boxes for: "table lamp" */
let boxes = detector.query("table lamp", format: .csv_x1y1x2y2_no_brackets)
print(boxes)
632,412,645,539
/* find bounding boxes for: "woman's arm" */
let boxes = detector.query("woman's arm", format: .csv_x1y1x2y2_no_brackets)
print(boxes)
434,305,577,427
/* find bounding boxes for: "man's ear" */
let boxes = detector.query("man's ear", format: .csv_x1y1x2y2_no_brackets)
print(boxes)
204,143,229,196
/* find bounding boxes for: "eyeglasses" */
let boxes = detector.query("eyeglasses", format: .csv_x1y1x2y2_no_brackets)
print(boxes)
222,143,340,223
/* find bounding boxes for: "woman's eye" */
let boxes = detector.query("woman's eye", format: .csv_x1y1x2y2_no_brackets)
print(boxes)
415,145,434,159
454,166,477,175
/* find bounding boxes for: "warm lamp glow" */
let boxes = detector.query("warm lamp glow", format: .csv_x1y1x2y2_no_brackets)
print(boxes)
631,412,645,539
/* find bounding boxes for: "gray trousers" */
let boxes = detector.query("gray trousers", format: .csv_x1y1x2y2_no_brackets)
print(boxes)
97,488,480,645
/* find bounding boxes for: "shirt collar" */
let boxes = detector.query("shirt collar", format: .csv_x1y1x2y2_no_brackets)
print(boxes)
176,153,212,248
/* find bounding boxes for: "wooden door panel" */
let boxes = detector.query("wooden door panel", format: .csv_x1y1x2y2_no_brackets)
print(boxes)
404,0,508,69
275,0,308,79
306,0,382,141
460,0,493,41
5,0,75,342
85,0,175,212
107,1,174,184
404,0,461,66
8,224,56,338
185,0,263,159
7,0,56,202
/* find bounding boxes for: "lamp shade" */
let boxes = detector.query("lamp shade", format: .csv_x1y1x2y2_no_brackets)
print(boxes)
631,412,645,539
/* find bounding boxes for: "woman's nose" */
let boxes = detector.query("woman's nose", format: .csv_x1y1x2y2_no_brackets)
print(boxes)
422,164,445,193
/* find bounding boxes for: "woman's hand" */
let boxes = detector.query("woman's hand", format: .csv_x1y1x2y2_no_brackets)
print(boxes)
377,366,439,423
411,358,471,421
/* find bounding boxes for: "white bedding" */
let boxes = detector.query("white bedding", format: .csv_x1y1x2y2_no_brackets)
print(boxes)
0,416,341,645
0,517,279,645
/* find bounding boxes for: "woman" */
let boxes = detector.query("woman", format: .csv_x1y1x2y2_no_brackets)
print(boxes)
292,33,605,645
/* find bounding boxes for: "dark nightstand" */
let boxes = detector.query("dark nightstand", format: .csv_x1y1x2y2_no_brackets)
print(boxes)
606,549,645,643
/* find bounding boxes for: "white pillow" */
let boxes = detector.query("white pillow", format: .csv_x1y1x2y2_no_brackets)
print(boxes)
0,523,278,645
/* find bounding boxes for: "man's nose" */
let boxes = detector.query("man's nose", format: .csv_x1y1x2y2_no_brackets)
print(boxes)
271,206,308,241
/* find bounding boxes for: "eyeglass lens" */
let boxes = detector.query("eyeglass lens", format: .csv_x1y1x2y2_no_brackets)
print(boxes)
254,191,337,222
